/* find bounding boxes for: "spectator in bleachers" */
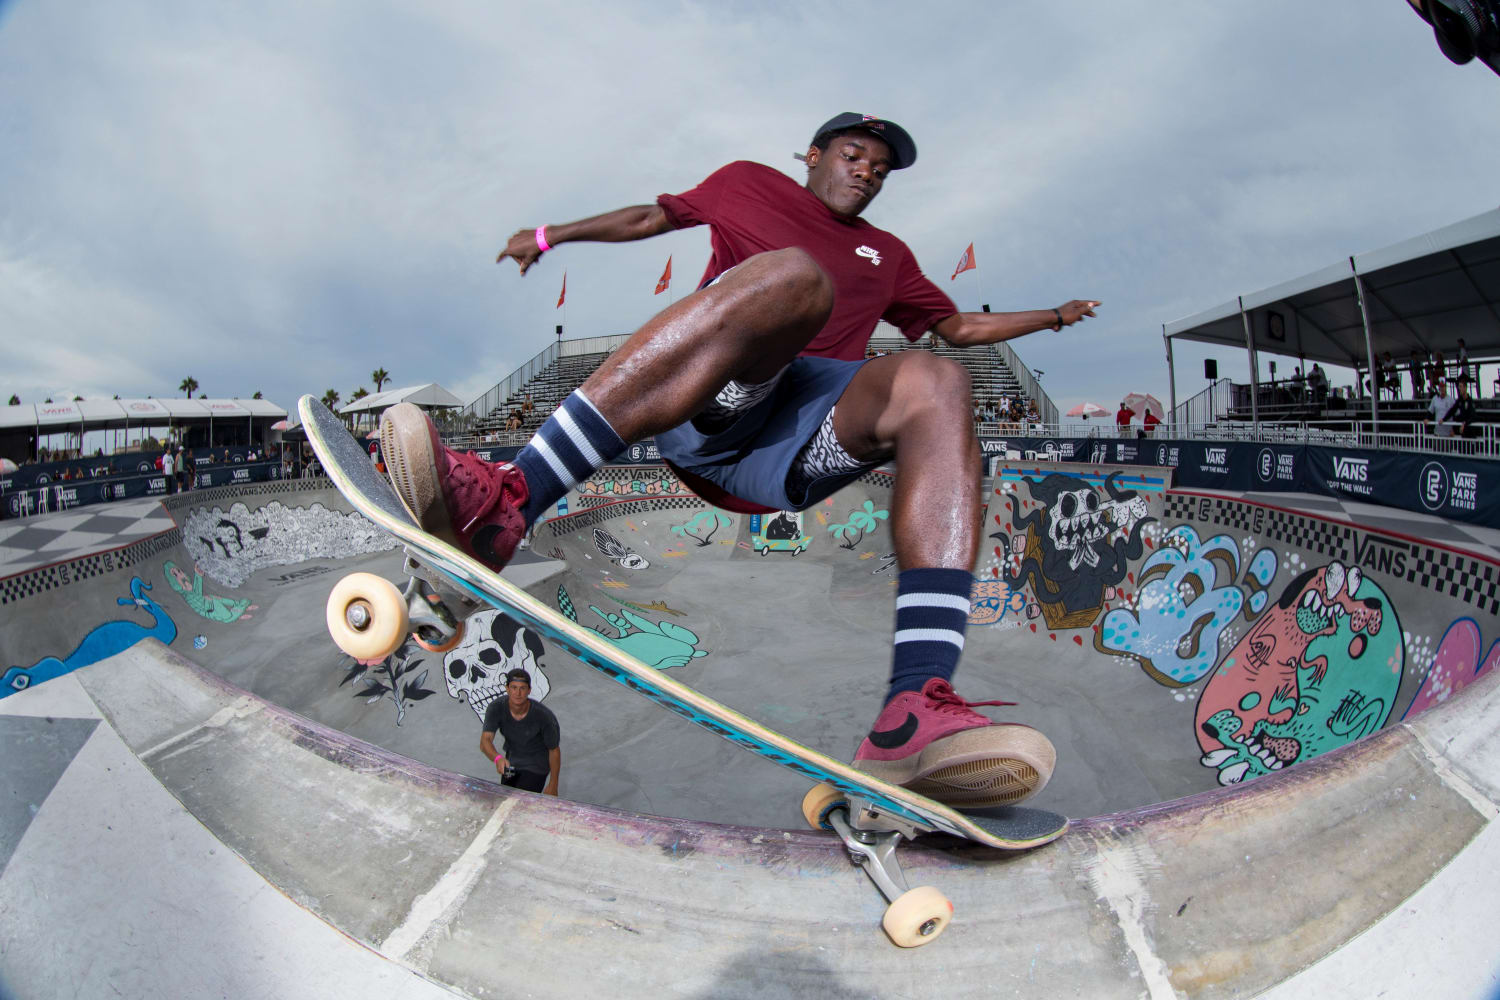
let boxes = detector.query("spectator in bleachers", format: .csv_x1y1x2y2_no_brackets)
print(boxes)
1425,378,1458,438
1308,363,1327,405
1455,338,1471,385
1378,352,1398,399
1451,377,1480,445
1409,350,1427,400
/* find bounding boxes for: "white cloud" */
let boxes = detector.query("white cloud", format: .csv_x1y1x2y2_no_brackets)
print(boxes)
1,0,1497,421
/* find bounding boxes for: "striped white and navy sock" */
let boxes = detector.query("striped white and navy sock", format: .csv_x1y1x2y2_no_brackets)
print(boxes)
886,568,972,702
514,390,626,527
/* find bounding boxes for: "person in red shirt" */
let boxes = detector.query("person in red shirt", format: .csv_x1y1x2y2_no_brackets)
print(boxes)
379,113,1098,806
1142,409,1161,437
1115,403,1135,436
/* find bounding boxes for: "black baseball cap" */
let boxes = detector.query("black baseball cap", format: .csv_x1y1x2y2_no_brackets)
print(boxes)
810,113,917,170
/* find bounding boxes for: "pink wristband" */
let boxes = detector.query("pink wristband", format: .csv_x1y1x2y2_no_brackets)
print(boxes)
493,753,503,763
534,226,551,252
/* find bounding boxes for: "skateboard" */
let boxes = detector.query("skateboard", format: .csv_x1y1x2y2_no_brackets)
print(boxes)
299,396,1067,947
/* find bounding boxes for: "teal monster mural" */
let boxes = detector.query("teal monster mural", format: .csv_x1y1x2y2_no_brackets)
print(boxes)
2,577,177,696
164,560,258,624
557,585,707,669
1195,561,1400,786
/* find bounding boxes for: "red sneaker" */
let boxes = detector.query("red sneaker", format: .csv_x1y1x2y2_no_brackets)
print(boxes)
379,403,529,572
853,679,1056,808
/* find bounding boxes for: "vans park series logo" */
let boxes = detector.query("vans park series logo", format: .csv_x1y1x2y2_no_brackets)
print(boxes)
1420,460,1478,513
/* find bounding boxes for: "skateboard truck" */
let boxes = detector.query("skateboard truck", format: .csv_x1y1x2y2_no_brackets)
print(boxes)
399,560,465,653
802,786,954,947
324,564,465,662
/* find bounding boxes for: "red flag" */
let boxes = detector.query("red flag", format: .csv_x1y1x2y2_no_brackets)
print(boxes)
654,256,672,295
951,243,976,280
556,271,567,309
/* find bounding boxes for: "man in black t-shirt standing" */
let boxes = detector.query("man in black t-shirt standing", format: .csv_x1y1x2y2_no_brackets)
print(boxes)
481,669,560,796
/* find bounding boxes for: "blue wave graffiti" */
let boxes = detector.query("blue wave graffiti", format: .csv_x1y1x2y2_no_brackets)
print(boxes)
2,577,177,696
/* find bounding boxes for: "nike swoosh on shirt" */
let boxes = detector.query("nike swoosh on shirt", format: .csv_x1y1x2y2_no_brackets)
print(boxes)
866,712,918,749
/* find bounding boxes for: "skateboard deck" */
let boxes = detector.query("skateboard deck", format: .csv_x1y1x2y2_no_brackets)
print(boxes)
300,395,1067,850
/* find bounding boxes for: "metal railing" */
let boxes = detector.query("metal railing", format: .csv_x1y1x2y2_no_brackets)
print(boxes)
1172,378,1235,429
987,340,1056,425
463,334,631,423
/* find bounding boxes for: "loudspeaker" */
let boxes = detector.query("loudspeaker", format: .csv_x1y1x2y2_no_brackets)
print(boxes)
1204,359,1218,379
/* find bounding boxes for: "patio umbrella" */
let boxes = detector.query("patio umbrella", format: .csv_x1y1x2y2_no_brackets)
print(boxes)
1120,393,1164,421
1065,402,1110,418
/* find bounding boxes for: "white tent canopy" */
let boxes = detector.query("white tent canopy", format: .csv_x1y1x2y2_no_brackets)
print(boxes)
0,397,287,431
338,383,464,414
1162,207,1500,426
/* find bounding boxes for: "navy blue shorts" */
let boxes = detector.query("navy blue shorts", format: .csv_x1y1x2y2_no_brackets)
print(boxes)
656,356,872,512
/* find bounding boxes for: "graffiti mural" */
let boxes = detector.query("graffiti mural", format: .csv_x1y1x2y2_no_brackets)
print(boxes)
340,643,437,726
1096,525,1246,686
163,560,257,623
671,510,733,547
827,501,888,551
753,511,811,556
3,578,178,696
968,577,1026,627
1002,471,1152,629
1196,562,1400,786
1402,618,1500,719
592,528,650,569
182,501,396,588
576,468,686,498
557,585,707,669
442,609,549,721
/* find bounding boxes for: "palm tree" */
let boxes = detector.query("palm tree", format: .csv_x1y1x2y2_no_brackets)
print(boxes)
321,389,341,410
252,391,263,400
350,387,369,402
372,368,391,392
7,395,18,405
179,376,199,398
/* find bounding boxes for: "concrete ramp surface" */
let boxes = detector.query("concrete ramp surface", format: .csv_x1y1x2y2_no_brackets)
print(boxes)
2,468,1500,998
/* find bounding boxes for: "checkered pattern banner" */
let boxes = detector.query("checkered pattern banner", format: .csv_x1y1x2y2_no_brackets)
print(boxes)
1,528,181,607
1166,492,1500,616
543,496,707,537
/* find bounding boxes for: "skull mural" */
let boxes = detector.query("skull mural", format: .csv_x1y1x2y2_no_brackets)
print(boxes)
442,609,549,720
1002,471,1152,629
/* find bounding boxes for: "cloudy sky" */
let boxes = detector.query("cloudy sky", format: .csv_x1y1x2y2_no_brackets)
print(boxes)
2,1,1498,421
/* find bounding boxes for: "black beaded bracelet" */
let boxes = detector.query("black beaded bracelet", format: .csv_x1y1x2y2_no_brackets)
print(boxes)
1052,308,1063,331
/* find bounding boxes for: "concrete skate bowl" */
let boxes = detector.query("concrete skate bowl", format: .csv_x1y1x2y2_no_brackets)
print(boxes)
3,466,1500,998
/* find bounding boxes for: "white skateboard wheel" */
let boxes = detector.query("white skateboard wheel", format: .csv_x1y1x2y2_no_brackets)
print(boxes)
800,783,846,831
882,885,953,947
326,572,408,661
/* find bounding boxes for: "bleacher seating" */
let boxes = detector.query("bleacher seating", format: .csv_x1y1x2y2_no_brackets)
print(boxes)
462,334,1043,446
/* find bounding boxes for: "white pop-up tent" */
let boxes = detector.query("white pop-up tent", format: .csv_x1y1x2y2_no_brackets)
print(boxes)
338,383,464,415
1163,207,1500,430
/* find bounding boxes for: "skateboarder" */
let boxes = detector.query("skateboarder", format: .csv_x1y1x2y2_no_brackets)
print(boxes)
481,668,560,796
382,112,1098,808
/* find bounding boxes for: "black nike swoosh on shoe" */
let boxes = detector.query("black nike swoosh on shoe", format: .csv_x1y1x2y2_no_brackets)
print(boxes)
866,712,919,750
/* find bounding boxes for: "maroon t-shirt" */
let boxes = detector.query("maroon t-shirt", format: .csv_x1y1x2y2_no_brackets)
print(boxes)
657,160,957,361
